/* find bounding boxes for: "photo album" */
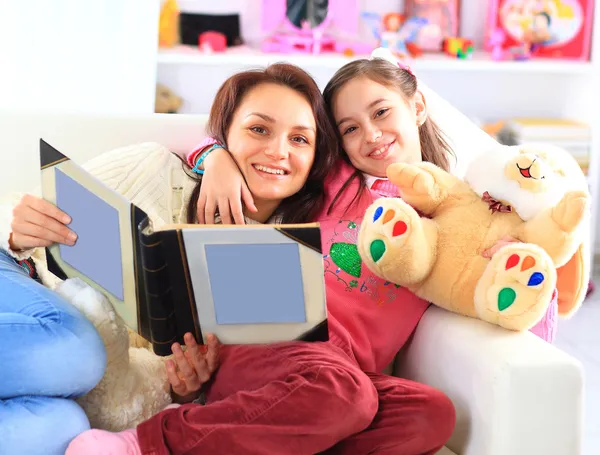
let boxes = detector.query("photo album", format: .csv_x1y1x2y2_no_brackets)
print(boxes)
39,139,329,356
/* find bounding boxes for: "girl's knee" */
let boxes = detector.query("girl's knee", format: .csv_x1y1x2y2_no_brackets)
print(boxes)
423,388,456,445
317,365,379,433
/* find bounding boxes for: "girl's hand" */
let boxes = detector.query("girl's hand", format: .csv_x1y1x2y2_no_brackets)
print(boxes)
482,235,518,258
196,147,257,225
166,333,220,403
9,194,77,251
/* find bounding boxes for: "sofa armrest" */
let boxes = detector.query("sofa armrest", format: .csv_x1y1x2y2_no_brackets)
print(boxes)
394,306,584,455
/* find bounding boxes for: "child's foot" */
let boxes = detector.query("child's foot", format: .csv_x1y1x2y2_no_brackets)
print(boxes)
66,428,141,455
475,243,556,331
358,198,436,286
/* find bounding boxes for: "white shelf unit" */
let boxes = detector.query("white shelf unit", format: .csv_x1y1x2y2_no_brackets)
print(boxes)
156,0,600,260
158,46,595,74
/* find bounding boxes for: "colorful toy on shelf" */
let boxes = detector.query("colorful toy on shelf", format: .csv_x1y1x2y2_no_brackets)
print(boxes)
443,37,473,59
361,11,428,59
404,0,461,52
488,27,534,61
158,0,180,48
486,0,595,61
199,31,227,53
260,0,372,55
489,28,507,60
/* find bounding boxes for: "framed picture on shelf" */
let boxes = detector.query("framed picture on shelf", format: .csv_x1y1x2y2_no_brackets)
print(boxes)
486,0,595,60
404,0,461,52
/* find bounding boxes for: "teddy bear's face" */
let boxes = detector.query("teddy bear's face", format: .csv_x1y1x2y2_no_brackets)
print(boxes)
503,147,564,193
465,143,584,221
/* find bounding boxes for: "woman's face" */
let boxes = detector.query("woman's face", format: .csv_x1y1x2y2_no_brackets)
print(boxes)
227,83,317,203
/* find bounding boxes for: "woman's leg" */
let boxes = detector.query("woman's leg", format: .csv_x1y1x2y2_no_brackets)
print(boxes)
0,249,106,454
68,341,381,455
0,397,91,455
324,372,456,455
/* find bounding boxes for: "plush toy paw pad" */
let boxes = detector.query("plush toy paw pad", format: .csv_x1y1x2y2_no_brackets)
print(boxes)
373,206,383,222
498,287,517,311
476,243,556,330
527,272,545,286
383,209,395,224
497,253,546,311
370,239,386,262
392,221,408,237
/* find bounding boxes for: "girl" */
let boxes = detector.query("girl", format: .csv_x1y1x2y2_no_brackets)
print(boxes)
188,48,558,343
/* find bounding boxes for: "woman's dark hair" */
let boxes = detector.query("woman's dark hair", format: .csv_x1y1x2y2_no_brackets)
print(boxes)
186,63,340,224
322,58,455,213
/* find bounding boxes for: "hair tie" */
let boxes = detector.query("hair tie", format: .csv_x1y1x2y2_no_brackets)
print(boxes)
369,47,416,78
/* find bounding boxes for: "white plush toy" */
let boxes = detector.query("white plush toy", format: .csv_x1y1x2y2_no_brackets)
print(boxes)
56,278,172,431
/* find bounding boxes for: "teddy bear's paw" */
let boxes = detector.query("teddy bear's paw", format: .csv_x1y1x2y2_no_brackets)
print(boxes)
386,162,436,196
474,243,557,331
551,190,589,233
358,198,434,285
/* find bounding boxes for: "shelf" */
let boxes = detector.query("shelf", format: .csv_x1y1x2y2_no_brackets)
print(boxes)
157,45,594,75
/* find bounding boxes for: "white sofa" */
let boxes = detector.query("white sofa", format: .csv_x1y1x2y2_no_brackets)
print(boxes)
0,110,584,455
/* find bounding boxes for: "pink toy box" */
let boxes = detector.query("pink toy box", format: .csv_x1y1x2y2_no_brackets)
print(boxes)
404,0,461,51
260,0,373,55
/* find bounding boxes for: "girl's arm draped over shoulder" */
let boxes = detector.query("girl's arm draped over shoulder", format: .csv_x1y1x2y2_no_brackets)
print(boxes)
186,137,257,225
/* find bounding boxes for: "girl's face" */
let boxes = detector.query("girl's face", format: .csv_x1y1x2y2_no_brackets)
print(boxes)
226,83,317,203
333,76,427,178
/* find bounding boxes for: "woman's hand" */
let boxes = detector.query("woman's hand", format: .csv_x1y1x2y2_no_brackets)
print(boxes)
166,333,220,403
196,147,257,225
482,235,518,258
9,194,77,251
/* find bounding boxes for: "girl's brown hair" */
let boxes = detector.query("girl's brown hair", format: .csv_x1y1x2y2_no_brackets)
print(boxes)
186,63,340,224
322,58,455,213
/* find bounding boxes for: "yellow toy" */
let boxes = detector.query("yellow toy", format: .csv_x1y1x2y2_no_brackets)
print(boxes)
159,0,180,48
358,143,590,331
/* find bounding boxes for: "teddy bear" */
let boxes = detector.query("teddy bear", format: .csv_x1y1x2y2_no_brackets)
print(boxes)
357,143,590,331
56,277,172,431
155,83,183,114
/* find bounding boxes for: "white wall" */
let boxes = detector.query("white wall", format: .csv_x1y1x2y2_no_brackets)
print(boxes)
0,0,160,115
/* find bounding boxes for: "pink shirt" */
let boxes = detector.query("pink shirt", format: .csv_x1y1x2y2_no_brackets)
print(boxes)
187,143,429,371
316,161,429,372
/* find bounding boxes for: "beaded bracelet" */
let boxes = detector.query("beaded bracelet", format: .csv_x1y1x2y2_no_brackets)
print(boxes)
191,143,224,175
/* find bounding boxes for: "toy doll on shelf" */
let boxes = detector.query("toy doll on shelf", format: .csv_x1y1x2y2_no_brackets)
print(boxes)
361,11,428,58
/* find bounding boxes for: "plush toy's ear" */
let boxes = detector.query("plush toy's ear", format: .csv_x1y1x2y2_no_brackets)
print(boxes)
556,241,590,317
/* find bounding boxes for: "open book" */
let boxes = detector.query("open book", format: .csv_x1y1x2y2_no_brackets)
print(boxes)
40,139,328,355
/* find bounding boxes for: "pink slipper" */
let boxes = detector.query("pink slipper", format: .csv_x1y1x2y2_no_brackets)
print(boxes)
66,428,142,455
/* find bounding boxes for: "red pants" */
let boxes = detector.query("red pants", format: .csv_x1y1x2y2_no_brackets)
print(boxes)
137,342,455,455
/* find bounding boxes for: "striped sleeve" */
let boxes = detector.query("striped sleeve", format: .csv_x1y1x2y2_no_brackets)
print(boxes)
186,137,219,167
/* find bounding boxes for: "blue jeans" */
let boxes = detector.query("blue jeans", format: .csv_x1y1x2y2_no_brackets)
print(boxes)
0,249,106,455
